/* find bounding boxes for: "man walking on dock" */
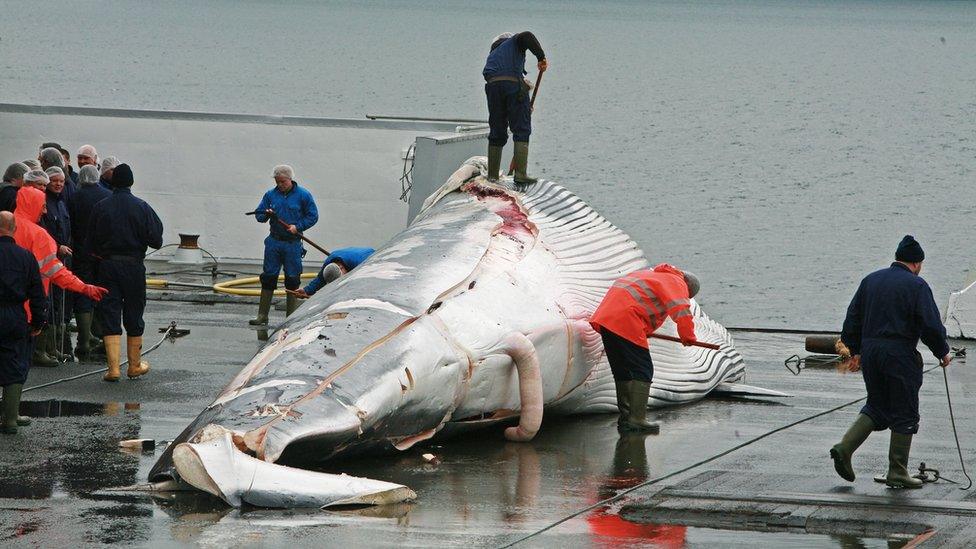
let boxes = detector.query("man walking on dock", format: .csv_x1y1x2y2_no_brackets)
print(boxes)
483,31,547,184
250,165,318,324
832,235,952,488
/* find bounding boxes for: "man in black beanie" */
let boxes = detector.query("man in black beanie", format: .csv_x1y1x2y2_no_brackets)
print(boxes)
830,235,951,488
86,163,164,382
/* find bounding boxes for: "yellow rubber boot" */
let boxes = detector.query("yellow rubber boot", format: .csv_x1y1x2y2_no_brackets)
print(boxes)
126,336,150,379
103,335,122,382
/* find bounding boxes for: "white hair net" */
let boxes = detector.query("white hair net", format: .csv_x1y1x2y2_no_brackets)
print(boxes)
3,162,29,183
78,164,100,185
39,147,65,169
77,144,98,158
491,32,515,48
24,169,50,184
23,159,41,170
45,166,65,179
273,164,294,179
100,156,120,174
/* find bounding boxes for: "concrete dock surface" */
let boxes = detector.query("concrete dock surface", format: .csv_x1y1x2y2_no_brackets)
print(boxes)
0,295,972,548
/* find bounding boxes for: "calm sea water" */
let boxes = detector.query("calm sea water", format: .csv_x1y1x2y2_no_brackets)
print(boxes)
1,0,973,329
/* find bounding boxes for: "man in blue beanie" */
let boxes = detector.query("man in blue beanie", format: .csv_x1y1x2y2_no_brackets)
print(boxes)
831,235,952,488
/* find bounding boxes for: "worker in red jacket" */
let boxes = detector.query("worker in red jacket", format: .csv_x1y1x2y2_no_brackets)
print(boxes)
13,187,108,367
590,264,700,434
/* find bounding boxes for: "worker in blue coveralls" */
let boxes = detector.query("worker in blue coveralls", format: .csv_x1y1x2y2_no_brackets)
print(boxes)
483,31,547,184
250,164,318,325
830,235,952,489
0,211,47,434
87,164,164,383
287,247,374,300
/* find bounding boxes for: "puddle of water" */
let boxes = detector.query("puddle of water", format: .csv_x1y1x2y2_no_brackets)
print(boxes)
19,400,140,418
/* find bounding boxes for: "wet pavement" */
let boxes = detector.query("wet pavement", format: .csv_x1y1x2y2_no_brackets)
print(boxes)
0,296,972,547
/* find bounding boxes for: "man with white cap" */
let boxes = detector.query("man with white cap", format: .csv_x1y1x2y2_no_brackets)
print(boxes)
0,162,29,213
24,170,49,191
98,156,119,191
76,145,98,170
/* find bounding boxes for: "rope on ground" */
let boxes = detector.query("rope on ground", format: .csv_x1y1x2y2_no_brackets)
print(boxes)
24,323,177,394
498,364,950,548
942,366,973,490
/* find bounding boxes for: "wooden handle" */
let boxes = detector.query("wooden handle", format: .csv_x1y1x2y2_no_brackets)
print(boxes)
649,333,721,350
275,218,331,256
507,71,545,175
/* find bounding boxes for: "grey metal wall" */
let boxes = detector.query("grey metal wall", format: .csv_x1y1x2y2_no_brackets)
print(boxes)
0,104,483,263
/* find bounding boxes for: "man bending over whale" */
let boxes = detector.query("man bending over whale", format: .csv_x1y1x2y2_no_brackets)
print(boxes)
590,264,700,434
287,247,374,299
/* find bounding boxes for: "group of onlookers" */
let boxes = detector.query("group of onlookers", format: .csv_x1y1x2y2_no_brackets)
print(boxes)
1,143,163,434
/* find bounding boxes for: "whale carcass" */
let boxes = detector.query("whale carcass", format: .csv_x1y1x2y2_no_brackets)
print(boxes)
149,159,785,508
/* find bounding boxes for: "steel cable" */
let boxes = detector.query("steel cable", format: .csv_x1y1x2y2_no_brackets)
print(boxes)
24,323,176,393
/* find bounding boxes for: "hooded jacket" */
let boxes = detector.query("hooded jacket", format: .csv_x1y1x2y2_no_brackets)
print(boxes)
590,263,697,349
13,187,87,295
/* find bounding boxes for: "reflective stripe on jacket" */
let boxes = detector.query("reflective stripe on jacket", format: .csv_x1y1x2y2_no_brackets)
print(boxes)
590,263,696,349
13,187,87,298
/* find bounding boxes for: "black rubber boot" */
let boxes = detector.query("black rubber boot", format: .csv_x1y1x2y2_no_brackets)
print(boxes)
487,145,503,182
249,288,274,326
614,379,630,428
75,312,93,360
512,142,537,185
285,293,299,317
32,327,59,367
618,380,660,434
54,323,73,362
830,413,875,482
884,432,924,489
1,384,24,434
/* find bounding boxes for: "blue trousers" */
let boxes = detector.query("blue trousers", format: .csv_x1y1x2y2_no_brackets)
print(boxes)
96,259,147,337
72,258,96,314
600,328,654,383
859,342,923,434
261,236,303,291
486,80,532,147
0,305,30,386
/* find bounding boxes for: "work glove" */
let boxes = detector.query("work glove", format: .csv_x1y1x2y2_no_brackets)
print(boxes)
82,284,109,301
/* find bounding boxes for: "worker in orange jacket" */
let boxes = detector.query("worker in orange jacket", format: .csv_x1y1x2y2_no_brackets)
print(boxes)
590,264,700,434
13,187,108,367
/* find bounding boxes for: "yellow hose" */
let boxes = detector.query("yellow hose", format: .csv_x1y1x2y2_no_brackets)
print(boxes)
147,273,317,297
213,273,317,296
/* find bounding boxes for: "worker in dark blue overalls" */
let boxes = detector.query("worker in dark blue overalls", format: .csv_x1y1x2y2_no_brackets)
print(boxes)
0,211,47,434
251,165,318,325
287,246,375,300
87,164,164,382
483,31,548,184
832,235,952,488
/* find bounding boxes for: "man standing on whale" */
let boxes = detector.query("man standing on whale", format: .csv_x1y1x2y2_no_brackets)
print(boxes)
483,31,548,184
831,235,952,488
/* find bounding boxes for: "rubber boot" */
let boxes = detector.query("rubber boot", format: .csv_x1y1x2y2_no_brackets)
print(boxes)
883,433,924,489
1,384,24,434
614,379,630,428
75,312,93,360
126,336,150,379
618,380,660,434
53,324,73,362
32,326,59,367
286,293,299,317
512,142,538,185
829,413,875,482
45,325,65,363
249,288,274,326
487,145,503,182
103,335,122,382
